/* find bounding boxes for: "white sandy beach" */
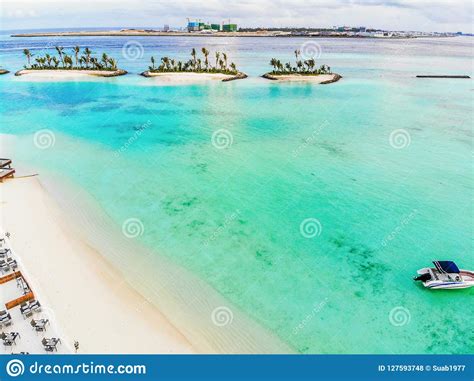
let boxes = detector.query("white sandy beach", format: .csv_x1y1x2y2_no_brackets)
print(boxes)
15,69,126,81
142,71,237,84
0,176,195,354
0,132,292,354
264,73,340,83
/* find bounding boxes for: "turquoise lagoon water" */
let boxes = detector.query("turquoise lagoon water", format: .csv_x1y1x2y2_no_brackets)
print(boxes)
0,34,473,353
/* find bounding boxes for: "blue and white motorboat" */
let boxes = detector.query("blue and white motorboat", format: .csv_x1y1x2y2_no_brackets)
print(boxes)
414,261,474,290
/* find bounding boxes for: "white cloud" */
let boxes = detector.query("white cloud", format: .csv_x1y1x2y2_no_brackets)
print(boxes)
1,0,472,32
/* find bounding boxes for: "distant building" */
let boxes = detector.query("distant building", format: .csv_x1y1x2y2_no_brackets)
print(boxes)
187,21,200,32
222,23,238,32
187,19,237,32
163,24,170,32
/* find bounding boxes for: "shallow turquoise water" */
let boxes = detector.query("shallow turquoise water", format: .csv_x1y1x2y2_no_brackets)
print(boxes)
1,35,473,353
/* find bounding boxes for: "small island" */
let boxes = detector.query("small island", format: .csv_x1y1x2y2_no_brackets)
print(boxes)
0,68,9,75
15,46,127,78
262,50,341,84
141,48,247,83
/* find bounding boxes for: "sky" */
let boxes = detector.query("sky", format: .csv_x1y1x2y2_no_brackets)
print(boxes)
1,0,473,32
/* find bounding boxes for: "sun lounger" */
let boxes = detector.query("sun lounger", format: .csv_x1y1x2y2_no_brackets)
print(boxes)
0,168,15,183
3,338,14,346
31,319,49,332
29,300,42,312
0,314,12,328
21,307,32,319
1,332,20,344
0,260,10,272
42,337,61,352
6,258,17,270
0,159,12,169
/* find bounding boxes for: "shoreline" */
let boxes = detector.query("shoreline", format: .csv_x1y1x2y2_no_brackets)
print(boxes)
1,175,195,354
10,30,456,39
140,71,247,83
262,72,342,84
1,134,293,354
15,69,127,79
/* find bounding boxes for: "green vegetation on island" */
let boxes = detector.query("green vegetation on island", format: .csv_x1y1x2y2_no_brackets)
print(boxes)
20,46,123,72
268,49,332,75
146,48,242,76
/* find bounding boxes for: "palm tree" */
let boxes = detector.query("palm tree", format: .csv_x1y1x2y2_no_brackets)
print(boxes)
23,49,32,67
35,57,42,69
201,48,209,71
294,49,300,62
73,46,80,67
83,47,92,69
161,57,170,71
52,57,59,68
45,54,52,68
276,60,283,73
191,48,197,70
64,55,74,69
101,53,109,69
55,46,65,67
230,62,237,73
150,56,155,70
108,58,117,70
215,52,220,70
222,53,228,70
270,58,278,73
297,60,303,73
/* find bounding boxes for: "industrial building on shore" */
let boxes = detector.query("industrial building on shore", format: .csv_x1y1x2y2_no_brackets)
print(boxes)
187,19,238,33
